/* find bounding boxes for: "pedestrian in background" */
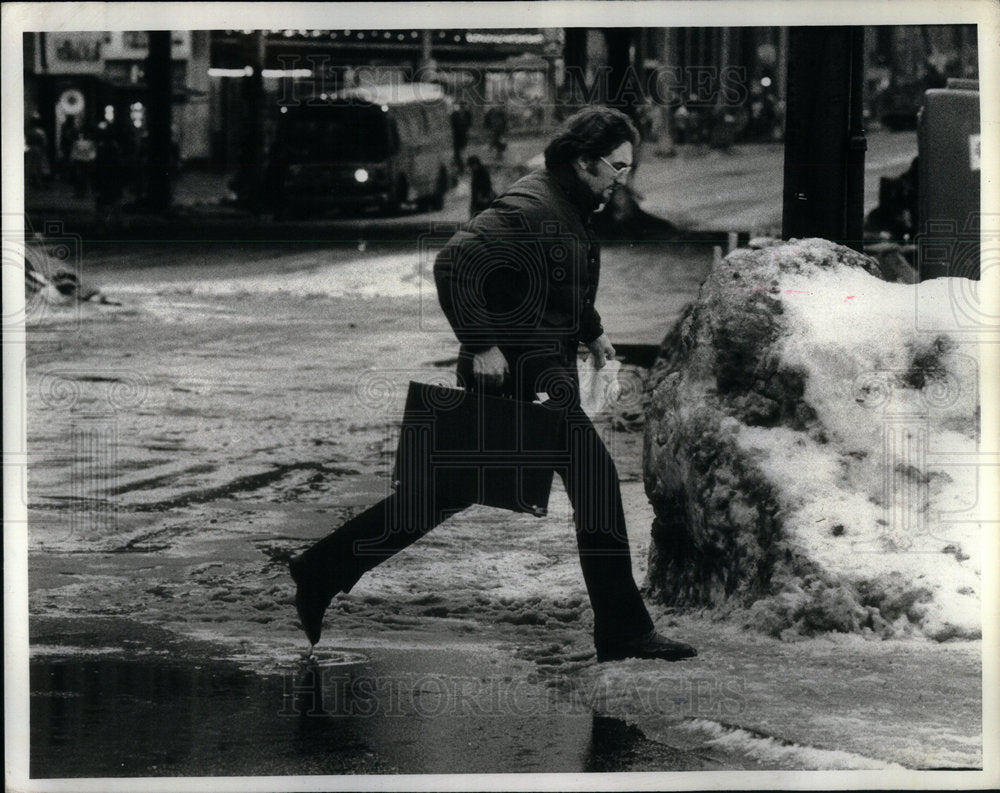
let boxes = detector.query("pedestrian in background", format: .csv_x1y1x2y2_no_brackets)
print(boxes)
94,123,124,233
132,131,150,204
69,126,97,198
467,155,495,218
25,114,52,188
59,116,79,179
290,106,698,665
450,100,472,174
484,104,508,161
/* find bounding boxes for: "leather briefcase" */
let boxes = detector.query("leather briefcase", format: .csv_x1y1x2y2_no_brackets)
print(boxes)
392,381,564,517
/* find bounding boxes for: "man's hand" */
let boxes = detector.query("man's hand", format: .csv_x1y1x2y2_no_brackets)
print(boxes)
586,334,616,369
472,346,509,390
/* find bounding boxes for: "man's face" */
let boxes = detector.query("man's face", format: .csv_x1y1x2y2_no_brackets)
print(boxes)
578,141,633,206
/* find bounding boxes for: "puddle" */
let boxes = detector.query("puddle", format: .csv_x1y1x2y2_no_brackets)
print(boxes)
29,620,721,777
29,654,717,777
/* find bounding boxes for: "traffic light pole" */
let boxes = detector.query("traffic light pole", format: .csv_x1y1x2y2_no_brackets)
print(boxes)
145,31,173,212
845,27,868,249
782,26,867,251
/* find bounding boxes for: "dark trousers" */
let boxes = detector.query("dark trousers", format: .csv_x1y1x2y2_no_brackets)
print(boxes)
296,403,654,649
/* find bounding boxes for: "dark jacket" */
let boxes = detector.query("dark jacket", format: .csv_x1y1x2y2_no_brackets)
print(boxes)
469,162,495,217
434,165,603,402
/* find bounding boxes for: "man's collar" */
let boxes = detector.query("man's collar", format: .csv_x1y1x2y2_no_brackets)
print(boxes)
548,163,599,216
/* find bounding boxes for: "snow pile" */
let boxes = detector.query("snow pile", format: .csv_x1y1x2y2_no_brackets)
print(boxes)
113,252,434,300
643,238,981,641
24,252,121,325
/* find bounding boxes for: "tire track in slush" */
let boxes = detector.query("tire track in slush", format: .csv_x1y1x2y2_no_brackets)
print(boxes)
126,461,362,512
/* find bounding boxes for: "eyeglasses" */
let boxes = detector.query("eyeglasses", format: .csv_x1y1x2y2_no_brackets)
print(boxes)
599,156,633,179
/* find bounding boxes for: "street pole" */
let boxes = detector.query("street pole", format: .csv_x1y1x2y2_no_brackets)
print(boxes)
781,26,866,251
239,31,266,216
542,29,562,129
420,29,433,74
655,27,676,158
562,28,588,104
145,31,173,212
845,27,867,250
776,27,789,110
603,29,634,112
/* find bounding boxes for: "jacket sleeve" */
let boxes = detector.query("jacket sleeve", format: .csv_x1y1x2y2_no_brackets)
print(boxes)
434,227,538,352
579,303,604,345
578,237,604,344
434,231,498,352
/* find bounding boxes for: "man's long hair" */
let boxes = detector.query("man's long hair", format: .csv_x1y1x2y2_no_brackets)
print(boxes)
543,106,639,169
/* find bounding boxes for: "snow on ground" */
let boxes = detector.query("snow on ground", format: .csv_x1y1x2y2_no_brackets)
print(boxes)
23,241,983,770
670,719,902,770
112,251,436,301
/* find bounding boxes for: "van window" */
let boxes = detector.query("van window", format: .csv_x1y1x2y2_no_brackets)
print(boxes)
282,104,391,162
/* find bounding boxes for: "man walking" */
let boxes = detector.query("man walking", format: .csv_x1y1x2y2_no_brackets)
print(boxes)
450,100,472,174
466,155,495,218
484,105,508,161
290,106,697,664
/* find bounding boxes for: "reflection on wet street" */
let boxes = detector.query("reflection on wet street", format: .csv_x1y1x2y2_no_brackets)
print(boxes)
31,642,718,777
33,652,403,777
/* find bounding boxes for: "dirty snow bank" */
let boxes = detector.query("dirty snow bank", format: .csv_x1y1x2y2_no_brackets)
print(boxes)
643,238,981,641
113,252,434,300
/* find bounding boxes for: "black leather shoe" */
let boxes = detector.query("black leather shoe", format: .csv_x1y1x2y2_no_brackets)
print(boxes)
596,630,698,662
289,555,334,646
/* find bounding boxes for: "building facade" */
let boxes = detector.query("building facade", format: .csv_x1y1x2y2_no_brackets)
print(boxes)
22,25,979,171
24,31,212,166
205,28,563,167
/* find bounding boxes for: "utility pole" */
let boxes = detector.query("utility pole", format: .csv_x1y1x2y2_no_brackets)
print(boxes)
845,28,866,248
144,31,173,212
562,28,588,103
654,27,676,158
542,29,563,128
781,26,866,250
420,29,433,71
603,29,636,114
775,27,789,110
238,31,266,216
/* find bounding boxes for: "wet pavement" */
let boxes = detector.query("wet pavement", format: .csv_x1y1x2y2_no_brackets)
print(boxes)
18,210,984,780
30,617,723,777
22,235,759,779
